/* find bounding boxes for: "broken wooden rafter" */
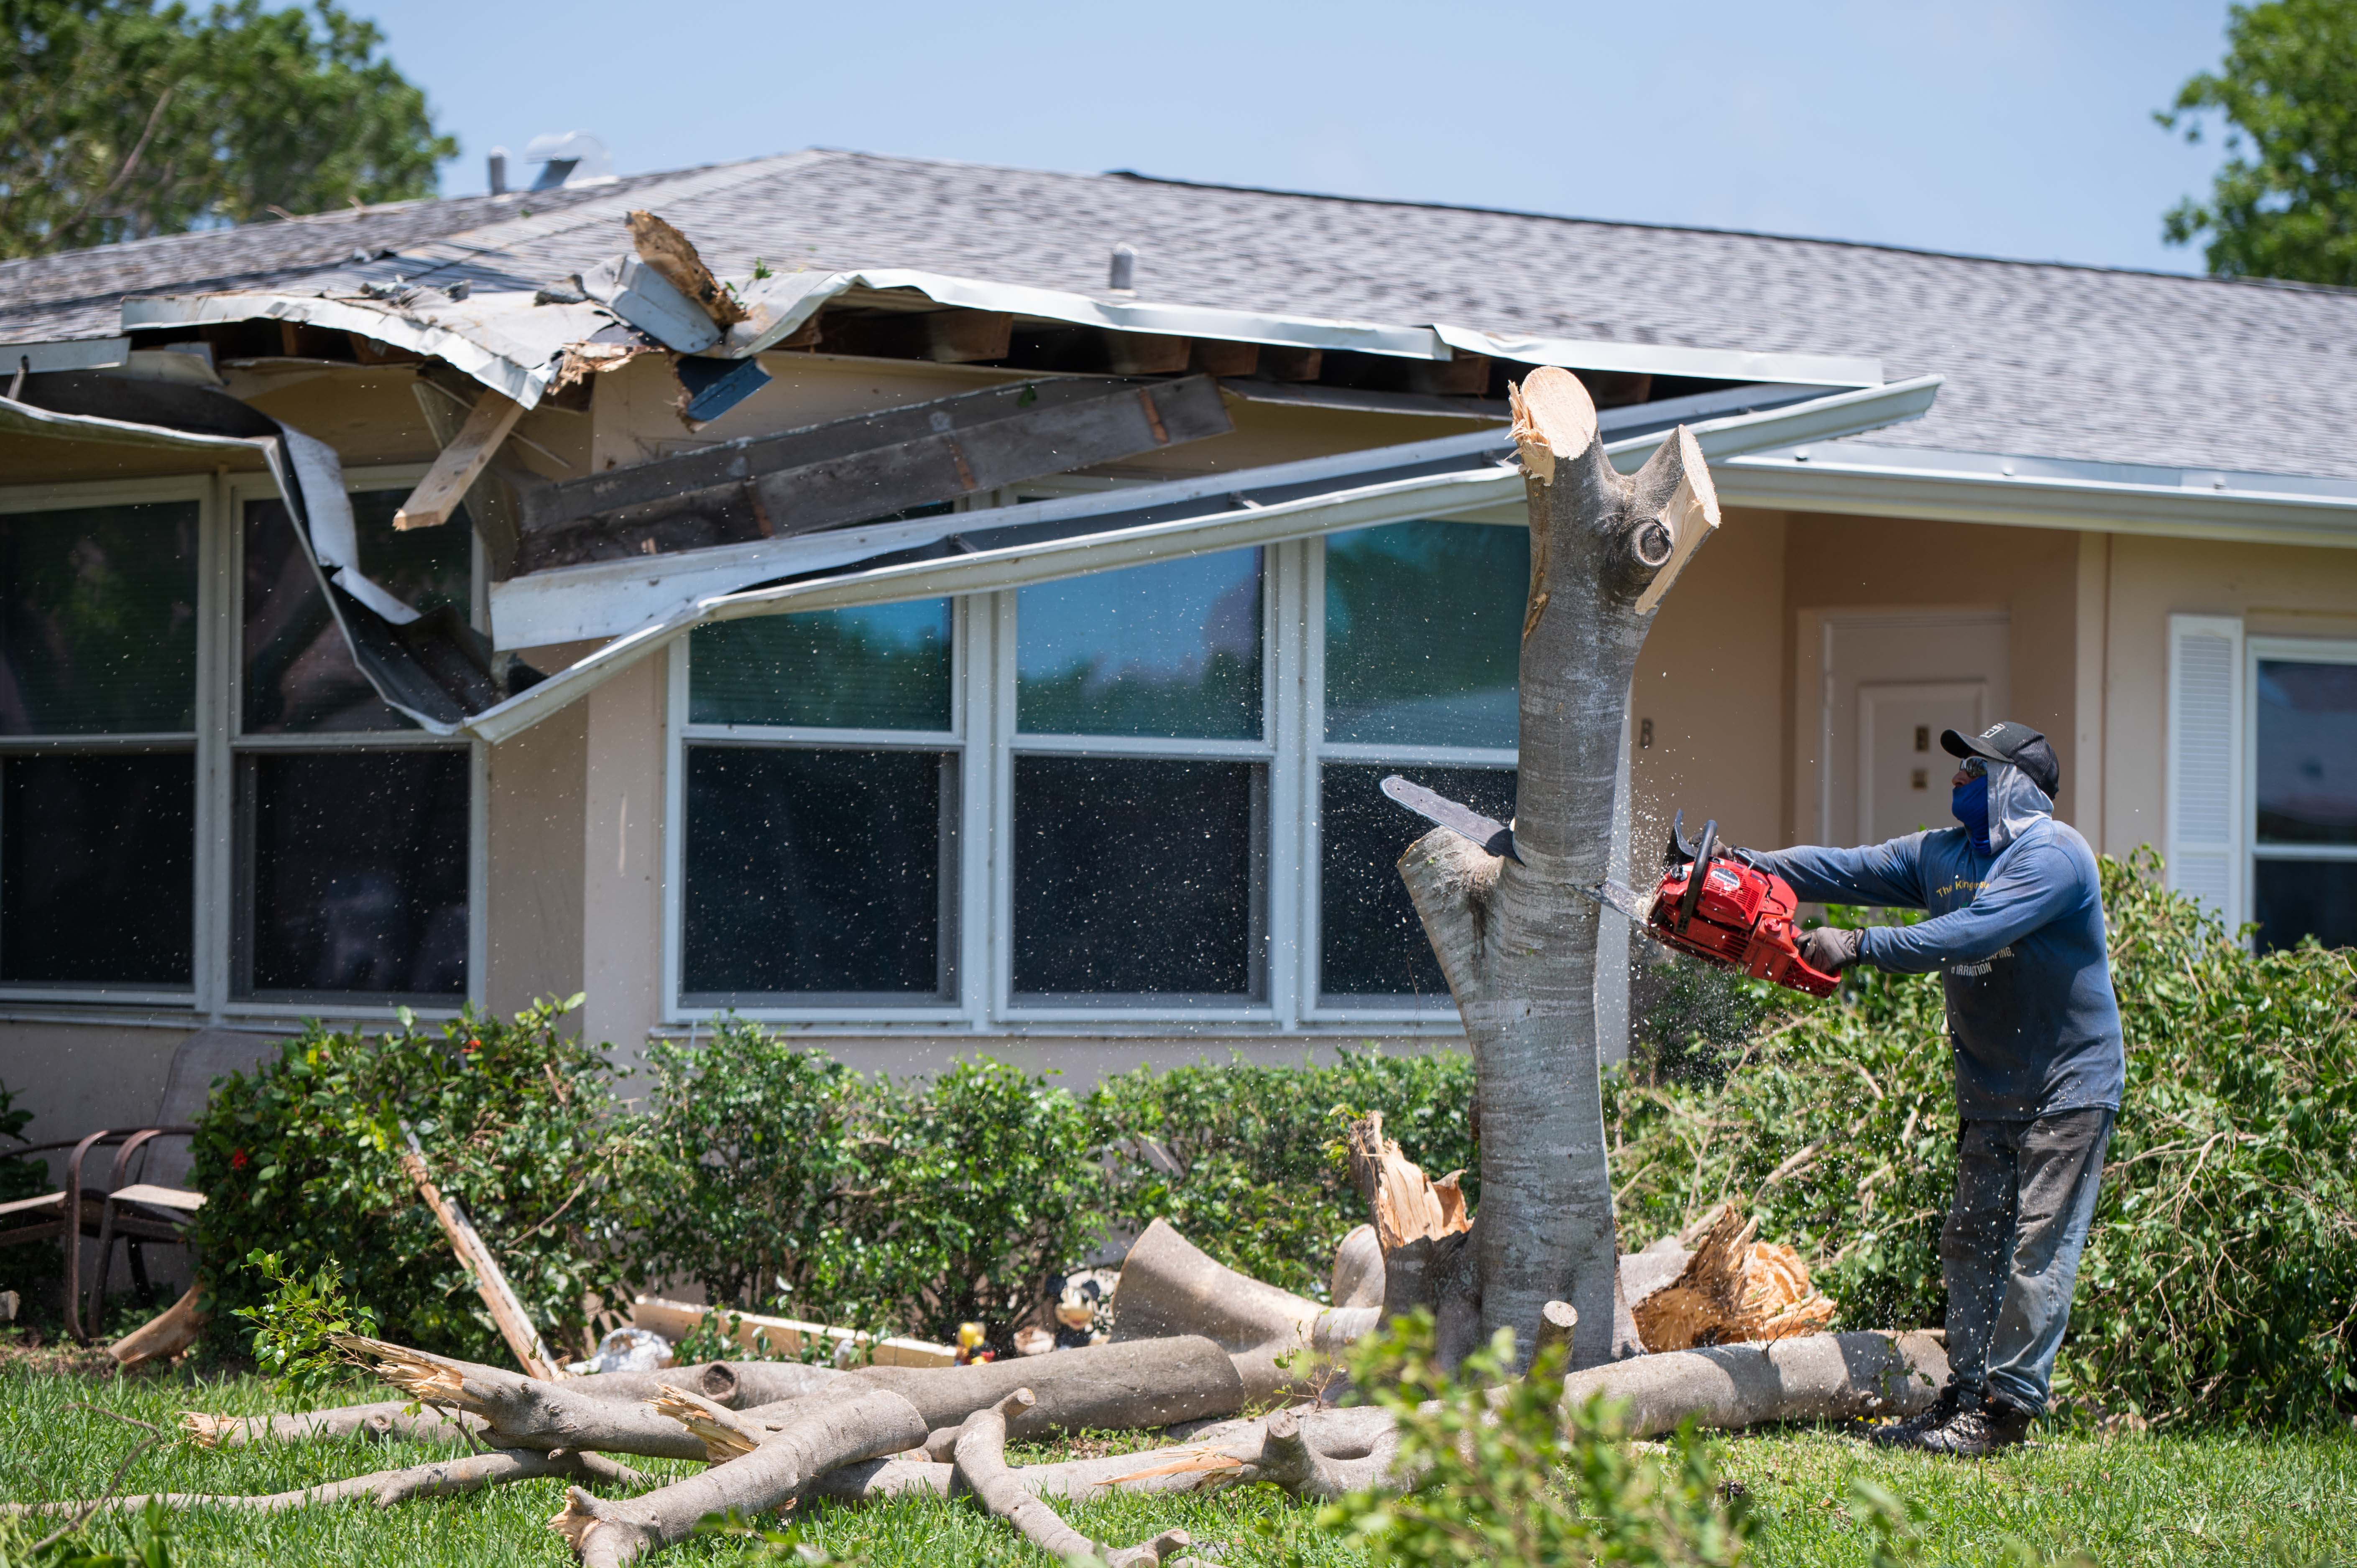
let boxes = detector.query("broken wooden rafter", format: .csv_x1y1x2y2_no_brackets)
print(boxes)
511,373,1233,574
393,388,523,531
396,1127,563,1379
818,309,1014,364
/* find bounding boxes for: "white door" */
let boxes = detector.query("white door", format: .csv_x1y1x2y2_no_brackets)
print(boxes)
1805,611,2010,845
1860,681,1988,842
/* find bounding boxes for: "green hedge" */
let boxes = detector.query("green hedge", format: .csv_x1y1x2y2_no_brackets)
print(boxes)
181,856,2356,1425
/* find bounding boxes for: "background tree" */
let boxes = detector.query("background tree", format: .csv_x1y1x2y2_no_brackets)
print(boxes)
0,0,455,259
2160,0,2357,283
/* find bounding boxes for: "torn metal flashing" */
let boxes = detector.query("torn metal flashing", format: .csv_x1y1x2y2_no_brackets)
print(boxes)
470,374,1941,739
3,375,522,732
118,291,615,409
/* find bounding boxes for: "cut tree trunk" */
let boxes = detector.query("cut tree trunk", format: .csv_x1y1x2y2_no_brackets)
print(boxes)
1631,1203,1837,1353
1397,367,1721,1371
1107,1218,1379,1395
1561,1329,1950,1437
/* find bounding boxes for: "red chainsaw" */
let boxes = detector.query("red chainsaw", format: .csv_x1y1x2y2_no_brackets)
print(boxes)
1380,778,1839,998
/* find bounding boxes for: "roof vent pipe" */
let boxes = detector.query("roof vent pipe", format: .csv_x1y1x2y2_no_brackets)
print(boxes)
1108,244,1136,293
488,147,509,196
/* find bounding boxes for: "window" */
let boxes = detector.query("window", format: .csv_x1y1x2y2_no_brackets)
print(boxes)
657,512,1538,1028
677,601,959,1006
0,499,199,992
2251,646,2357,951
1009,549,1269,1005
1314,519,1524,1007
0,473,482,1013
233,489,475,1002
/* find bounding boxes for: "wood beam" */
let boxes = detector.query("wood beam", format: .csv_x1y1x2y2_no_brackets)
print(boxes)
1256,345,1322,381
1187,340,1261,377
820,309,1013,363
1102,332,1192,375
511,374,1233,574
394,389,525,531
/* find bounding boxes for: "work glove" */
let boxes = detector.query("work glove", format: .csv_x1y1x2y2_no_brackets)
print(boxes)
1798,925,1864,974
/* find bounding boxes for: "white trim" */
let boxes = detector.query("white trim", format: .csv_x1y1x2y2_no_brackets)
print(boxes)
2244,633,2357,935
2166,613,2245,929
1722,441,2357,547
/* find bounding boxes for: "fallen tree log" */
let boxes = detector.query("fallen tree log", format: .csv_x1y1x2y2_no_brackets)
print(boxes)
953,1390,1205,1568
6,1448,645,1519
552,1388,930,1568
1108,1219,1379,1393
108,1286,204,1369
179,1359,834,1450
1560,1329,1950,1437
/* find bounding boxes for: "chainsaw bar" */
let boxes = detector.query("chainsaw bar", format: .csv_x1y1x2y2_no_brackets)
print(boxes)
1575,879,1655,925
1379,775,1522,864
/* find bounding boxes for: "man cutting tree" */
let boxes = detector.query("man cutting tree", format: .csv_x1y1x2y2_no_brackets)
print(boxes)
1747,722,2125,1456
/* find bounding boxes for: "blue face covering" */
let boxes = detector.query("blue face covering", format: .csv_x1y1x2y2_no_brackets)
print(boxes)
1952,773,1991,854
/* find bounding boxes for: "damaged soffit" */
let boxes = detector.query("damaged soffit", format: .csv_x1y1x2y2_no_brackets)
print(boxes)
468,374,1944,742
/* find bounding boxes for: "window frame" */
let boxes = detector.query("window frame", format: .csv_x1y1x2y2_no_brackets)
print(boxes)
663,597,974,1022
0,467,488,1020
1303,514,1521,1020
0,474,214,1007
220,467,488,1018
2245,633,2357,940
655,496,1525,1035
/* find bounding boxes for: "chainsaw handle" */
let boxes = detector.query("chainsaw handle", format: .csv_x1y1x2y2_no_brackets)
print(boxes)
1676,819,1718,934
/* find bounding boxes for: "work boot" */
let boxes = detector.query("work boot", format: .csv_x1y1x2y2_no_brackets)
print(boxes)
1908,1396,2035,1457
1866,1381,1963,1448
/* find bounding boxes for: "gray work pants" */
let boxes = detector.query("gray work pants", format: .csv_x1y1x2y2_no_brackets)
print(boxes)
1940,1108,2113,1415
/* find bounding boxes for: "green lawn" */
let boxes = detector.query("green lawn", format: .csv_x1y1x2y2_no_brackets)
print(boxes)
2,1362,2350,1566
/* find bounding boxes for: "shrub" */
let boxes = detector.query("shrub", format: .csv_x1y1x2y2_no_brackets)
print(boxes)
637,1033,1099,1348
1609,850,2357,1428
1309,1310,1751,1568
1086,1049,1474,1302
0,1081,42,1205
188,996,642,1364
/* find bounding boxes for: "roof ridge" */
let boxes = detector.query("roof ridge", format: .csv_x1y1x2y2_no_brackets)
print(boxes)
769,148,2349,298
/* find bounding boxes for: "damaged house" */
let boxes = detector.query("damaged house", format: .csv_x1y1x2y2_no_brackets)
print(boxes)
5,147,2357,1142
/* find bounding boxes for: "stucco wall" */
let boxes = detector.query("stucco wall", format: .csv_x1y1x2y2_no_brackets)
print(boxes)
486,699,589,1018
2094,533,2357,861
579,652,669,1072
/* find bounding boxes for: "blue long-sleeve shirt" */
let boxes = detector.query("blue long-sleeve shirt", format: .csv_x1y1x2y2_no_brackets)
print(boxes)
1752,817,2125,1121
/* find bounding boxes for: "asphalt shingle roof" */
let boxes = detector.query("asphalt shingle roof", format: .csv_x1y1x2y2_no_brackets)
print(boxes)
8,148,2355,481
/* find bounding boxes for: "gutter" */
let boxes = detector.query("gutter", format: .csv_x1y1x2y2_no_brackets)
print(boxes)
1719,440,2357,548
465,375,1941,743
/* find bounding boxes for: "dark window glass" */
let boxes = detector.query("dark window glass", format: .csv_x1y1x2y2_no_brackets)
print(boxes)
689,602,953,729
2255,659,2357,845
238,750,469,997
1325,520,1525,747
1,752,194,985
1320,763,1515,999
681,747,951,999
0,502,197,735
1013,755,1263,998
243,492,471,734
2254,858,2357,952
1017,550,1261,739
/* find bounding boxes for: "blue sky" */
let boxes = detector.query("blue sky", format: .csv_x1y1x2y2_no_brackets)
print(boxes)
363,0,2237,275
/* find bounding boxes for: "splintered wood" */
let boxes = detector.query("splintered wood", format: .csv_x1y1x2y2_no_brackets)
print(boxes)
1346,1112,1468,1252
1632,1203,1837,1354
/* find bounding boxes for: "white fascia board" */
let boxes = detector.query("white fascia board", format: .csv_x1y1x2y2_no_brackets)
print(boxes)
0,393,271,455
723,268,1451,360
1431,324,1882,390
0,337,133,374
1719,439,2357,548
469,374,1943,741
491,424,1520,648
117,292,612,409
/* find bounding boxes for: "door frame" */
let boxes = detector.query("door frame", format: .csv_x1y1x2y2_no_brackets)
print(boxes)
1795,607,2009,844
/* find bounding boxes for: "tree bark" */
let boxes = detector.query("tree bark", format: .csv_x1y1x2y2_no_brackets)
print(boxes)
1398,367,1721,1371
5,1448,644,1519
952,1390,1206,1567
